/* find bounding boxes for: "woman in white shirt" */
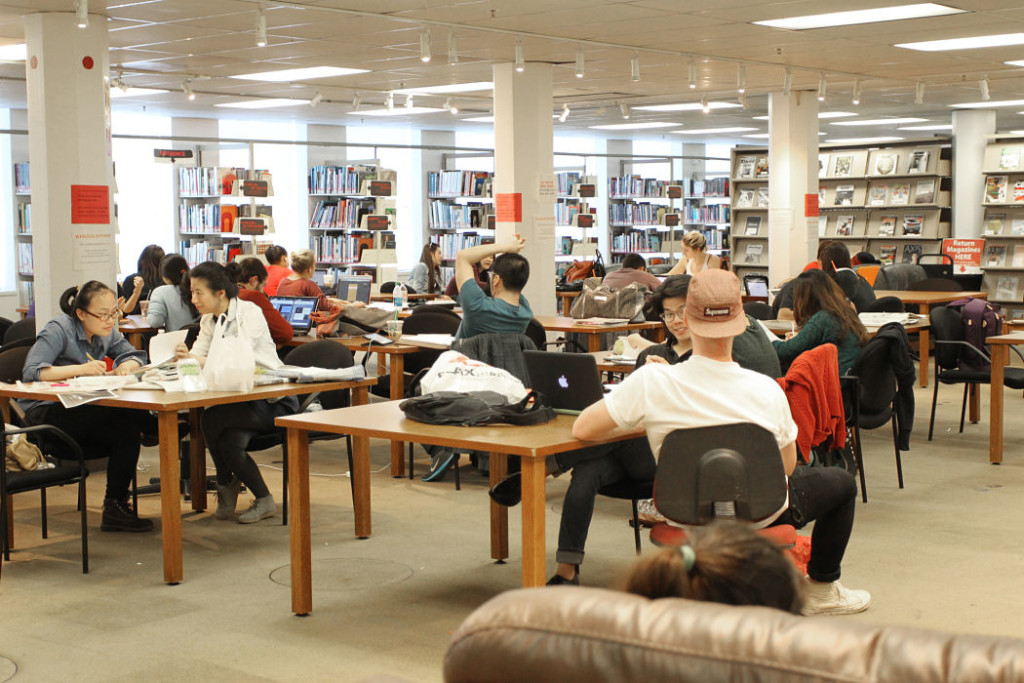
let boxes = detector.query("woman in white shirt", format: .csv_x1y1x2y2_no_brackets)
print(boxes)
406,242,444,294
146,253,200,331
667,231,721,276
174,261,296,524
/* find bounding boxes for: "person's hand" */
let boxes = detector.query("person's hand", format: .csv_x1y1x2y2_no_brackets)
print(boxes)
79,360,108,376
644,355,669,365
115,296,127,318
174,343,191,360
502,235,527,253
113,360,141,376
784,331,796,341
133,276,143,291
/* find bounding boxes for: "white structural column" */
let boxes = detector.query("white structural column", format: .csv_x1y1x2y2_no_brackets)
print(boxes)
492,62,555,315
767,91,819,282
952,109,996,238
25,13,113,325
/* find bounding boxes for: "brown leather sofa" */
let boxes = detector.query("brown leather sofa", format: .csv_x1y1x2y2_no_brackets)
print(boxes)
444,587,1024,682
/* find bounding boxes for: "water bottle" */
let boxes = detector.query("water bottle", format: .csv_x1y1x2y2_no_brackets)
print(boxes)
393,283,405,310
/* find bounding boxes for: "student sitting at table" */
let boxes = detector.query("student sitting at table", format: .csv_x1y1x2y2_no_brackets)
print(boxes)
20,281,154,532
276,248,363,314
406,243,446,295
226,258,293,347
445,254,491,299
772,269,868,376
602,252,662,291
453,236,533,340
263,245,292,297
121,244,166,315
666,231,721,276
774,241,874,320
174,262,298,524
146,253,200,332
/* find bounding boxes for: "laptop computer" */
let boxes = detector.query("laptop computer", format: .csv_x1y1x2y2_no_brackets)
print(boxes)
334,274,372,304
268,295,319,333
523,351,606,415
744,275,769,299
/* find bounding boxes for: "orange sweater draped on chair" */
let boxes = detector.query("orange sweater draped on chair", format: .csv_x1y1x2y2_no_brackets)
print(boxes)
776,343,846,461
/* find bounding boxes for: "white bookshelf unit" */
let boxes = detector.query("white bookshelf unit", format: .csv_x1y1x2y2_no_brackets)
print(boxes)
427,169,493,282
981,137,1024,320
608,175,681,265
730,147,770,280
14,161,32,307
555,171,600,266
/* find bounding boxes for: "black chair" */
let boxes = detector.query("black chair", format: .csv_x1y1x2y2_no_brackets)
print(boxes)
0,317,13,343
907,277,962,292
3,317,35,347
743,301,773,320
865,296,905,313
380,282,417,295
917,253,954,279
873,264,926,291
598,478,653,555
245,341,356,525
527,318,585,353
928,307,1024,441
0,335,35,354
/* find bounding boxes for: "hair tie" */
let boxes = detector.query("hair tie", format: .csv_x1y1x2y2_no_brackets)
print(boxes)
679,545,696,573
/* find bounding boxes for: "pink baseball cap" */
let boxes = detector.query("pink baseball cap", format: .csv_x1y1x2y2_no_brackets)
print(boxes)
684,269,747,338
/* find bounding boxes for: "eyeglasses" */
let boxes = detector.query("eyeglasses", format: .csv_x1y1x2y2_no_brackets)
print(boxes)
660,308,686,322
83,309,118,322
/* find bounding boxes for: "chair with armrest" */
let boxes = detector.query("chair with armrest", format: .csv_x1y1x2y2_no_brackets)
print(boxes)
927,307,1024,441
865,296,905,313
0,317,13,343
3,317,35,347
245,340,355,525
743,301,773,320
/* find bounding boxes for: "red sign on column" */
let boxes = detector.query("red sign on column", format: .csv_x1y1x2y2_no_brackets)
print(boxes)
805,193,819,217
495,192,523,222
71,185,110,224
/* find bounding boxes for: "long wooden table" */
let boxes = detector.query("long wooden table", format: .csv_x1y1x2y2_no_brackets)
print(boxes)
874,290,987,388
276,401,639,615
119,315,159,350
986,332,1024,464
535,315,664,352
0,378,375,584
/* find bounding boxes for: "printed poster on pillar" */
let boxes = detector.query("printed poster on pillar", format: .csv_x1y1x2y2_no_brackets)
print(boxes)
70,184,115,270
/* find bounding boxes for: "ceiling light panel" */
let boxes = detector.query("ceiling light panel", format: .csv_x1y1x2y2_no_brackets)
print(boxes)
830,117,928,126
353,107,446,116
110,87,170,98
898,32,1024,51
633,102,742,112
825,136,906,144
672,127,759,135
756,4,964,30
215,98,309,109
394,82,493,95
951,99,1024,109
589,122,680,130
0,43,26,61
230,66,369,81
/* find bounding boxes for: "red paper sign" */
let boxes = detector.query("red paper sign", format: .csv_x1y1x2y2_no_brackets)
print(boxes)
495,192,523,223
805,193,819,217
941,238,984,272
71,185,110,224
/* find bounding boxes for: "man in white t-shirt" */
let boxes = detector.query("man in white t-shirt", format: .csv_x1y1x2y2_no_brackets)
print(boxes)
569,269,870,616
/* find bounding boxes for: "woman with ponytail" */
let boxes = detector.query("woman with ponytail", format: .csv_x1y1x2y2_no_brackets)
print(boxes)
146,253,199,331
19,281,154,532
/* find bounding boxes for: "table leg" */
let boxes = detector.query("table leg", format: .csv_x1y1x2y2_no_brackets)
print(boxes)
130,331,143,350
350,384,372,539
287,427,312,616
389,354,406,478
0,396,10,425
188,408,207,511
969,383,980,423
158,410,183,584
520,456,547,587
489,452,508,562
918,304,930,388
562,297,571,316
588,334,600,353
990,345,1006,464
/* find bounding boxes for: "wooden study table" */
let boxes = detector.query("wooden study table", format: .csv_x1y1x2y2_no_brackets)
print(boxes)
555,290,580,316
369,292,439,303
535,315,664,352
276,401,638,615
119,315,159,350
0,378,374,585
15,306,29,319
985,331,1024,464
874,290,987,388
589,350,636,377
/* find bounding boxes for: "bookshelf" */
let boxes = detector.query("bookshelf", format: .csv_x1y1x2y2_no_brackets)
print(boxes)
730,147,770,281
309,162,398,284
13,161,32,307
683,174,731,263
555,171,600,267
427,169,493,282
980,138,1024,320
607,175,682,265
817,140,952,265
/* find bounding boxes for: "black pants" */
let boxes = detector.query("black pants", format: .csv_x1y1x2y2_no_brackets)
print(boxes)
201,397,298,499
771,465,858,583
27,403,146,501
554,437,657,566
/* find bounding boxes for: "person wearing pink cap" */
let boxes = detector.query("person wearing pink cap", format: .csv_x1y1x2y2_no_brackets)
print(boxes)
570,269,870,616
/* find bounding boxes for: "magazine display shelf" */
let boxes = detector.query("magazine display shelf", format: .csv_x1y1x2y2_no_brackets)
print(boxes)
981,136,1024,320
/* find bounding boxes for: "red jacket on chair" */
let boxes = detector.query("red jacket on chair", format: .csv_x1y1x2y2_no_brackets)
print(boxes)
775,343,846,461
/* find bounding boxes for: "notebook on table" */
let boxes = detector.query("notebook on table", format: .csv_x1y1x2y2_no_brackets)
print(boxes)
523,350,606,415
268,295,319,333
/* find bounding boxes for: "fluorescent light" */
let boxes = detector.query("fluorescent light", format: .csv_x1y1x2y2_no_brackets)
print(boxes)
394,81,493,95
0,43,25,61
255,8,267,47
743,133,770,139
419,30,431,63
818,73,827,102
688,61,697,89
671,127,759,135
353,106,445,116
737,64,746,94
898,124,952,130
1008,130,1024,135
559,103,571,123
463,115,494,123
754,111,855,121
182,80,195,101
852,80,862,106
231,66,369,81
514,41,525,72
589,122,679,130
630,53,640,83
620,103,631,120
898,32,1024,52
634,101,741,112
951,99,1024,109
74,0,88,29
110,87,169,98
757,3,964,30
825,136,905,144
831,117,928,126
575,46,584,78
215,98,309,109
309,91,323,107
1007,60,1024,67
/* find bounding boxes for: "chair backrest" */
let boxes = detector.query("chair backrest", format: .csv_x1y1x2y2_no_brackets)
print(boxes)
654,424,787,525
451,333,537,386
742,301,772,320
865,296,905,313
379,281,398,294
283,340,355,410
0,345,30,384
401,307,464,376
873,264,926,291
524,318,548,351
854,264,881,286
917,252,954,279
0,316,13,342
907,277,962,292
850,336,898,419
929,306,966,371
3,317,36,346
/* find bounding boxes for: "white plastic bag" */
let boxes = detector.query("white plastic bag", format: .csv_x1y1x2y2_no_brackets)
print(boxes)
202,314,255,392
419,351,527,402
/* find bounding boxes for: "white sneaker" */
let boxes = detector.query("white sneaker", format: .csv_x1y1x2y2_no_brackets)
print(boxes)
801,578,871,616
237,495,276,524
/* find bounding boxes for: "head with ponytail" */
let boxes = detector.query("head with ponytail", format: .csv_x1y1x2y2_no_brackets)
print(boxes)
59,280,118,339
160,253,198,316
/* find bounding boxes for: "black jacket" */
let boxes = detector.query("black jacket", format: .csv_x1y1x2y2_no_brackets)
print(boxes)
869,322,917,450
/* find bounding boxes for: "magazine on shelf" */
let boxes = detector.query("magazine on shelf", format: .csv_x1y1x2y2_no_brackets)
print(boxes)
833,155,853,177
868,185,888,206
1013,246,1024,268
890,183,910,205
818,187,826,206
834,185,855,206
754,156,769,178
914,179,936,204
874,153,898,176
987,244,1007,267
755,187,769,208
902,244,923,264
743,243,764,264
836,215,855,236
818,154,830,178
986,213,1006,235
902,214,923,236
744,216,762,235
880,245,897,265
878,215,896,237
735,188,754,208
908,150,930,174
1001,147,1020,171
996,275,1020,301
986,176,1008,204
818,215,828,237
1013,218,1024,236
1014,180,1024,203
737,156,756,179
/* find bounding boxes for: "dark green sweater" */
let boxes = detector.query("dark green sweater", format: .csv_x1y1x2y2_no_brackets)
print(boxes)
772,310,863,375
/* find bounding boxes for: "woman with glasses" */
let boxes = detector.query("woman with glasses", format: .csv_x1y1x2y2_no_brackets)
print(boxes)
20,281,154,532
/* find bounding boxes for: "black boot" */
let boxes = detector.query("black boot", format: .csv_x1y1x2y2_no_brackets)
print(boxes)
101,498,155,532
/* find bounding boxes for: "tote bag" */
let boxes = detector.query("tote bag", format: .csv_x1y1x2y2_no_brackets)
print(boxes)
202,314,256,392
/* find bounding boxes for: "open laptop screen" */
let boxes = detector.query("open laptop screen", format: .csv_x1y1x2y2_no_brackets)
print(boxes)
268,296,319,332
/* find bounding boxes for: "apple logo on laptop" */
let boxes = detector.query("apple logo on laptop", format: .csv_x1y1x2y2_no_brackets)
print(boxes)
558,375,569,389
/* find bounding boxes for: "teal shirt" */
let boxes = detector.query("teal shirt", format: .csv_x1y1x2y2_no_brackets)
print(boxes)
455,279,532,340
772,310,863,375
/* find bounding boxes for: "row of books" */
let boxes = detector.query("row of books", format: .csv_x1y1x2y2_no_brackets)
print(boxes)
178,167,271,197
555,172,595,196
819,149,932,178
834,214,926,237
431,232,490,260
983,176,1024,204
427,170,492,197
609,203,674,226
985,244,1024,268
14,162,29,194
180,202,230,233
683,176,729,197
309,232,395,265
734,187,770,209
308,165,377,196
684,203,730,224
611,232,664,253
18,242,32,275
18,280,33,308
555,201,593,226
309,198,377,230
700,228,728,250
608,176,673,198
17,203,31,233
428,200,493,230
735,155,769,180
179,238,240,266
